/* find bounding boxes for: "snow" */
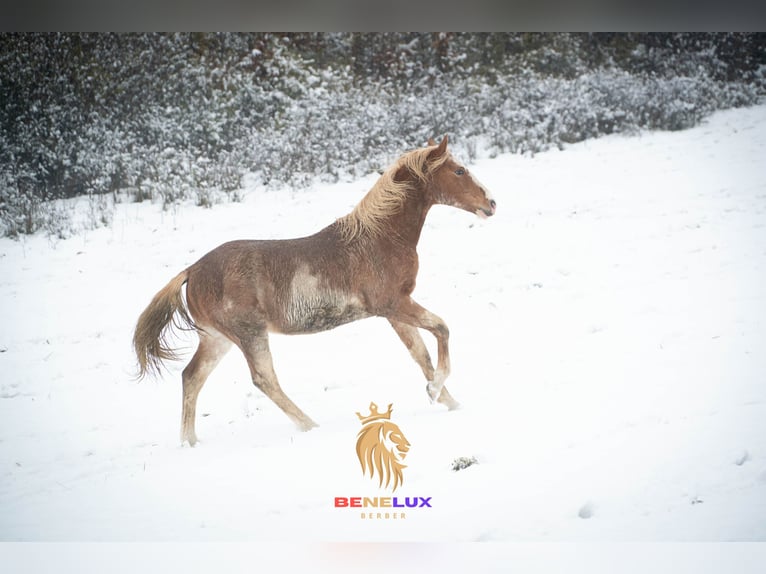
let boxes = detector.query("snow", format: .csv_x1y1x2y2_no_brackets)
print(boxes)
1,105,766,551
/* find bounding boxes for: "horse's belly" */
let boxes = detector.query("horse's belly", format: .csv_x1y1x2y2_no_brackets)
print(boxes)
276,295,370,334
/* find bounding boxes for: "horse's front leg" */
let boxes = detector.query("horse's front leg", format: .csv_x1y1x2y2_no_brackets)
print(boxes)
386,297,457,408
388,318,460,410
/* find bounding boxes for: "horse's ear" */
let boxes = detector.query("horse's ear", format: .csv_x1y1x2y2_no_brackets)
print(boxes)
428,135,448,159
427,137,436,146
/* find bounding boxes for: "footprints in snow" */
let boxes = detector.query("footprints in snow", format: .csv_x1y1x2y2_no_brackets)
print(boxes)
734,450,750,466
578,501,595,519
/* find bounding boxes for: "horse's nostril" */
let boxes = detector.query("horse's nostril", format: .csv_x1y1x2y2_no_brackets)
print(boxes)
490,199,497,209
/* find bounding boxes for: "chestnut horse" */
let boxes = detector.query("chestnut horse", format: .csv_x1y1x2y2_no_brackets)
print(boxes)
134,136,496,445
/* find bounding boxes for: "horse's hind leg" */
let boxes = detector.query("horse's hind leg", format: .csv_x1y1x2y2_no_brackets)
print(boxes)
388,310,460,410
181,329,232,446
238,334,318,431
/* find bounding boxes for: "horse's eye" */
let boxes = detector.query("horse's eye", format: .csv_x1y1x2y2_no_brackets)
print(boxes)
455,168,465,176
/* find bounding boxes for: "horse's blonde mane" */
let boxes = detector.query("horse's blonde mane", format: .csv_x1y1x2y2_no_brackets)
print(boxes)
336,144,450,242
356,420,408,491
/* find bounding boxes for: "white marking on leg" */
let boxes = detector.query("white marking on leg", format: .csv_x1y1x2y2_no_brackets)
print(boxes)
427,369,448,402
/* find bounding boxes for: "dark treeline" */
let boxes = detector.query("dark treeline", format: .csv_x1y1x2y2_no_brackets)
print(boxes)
1,33,764,238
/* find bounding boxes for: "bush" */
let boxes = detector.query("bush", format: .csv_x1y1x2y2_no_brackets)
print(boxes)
1,33,763,239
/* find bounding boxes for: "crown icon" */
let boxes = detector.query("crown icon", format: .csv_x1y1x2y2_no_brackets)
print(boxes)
356,402,393,424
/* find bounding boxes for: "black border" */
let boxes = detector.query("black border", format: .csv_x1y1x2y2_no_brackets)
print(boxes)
2,0,766,32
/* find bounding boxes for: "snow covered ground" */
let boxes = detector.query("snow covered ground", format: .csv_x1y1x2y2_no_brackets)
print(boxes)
1,105,766,551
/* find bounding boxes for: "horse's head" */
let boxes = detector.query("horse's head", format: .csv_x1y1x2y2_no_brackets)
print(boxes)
426,136,496,219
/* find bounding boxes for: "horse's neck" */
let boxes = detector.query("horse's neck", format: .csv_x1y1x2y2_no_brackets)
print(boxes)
385,184,432,248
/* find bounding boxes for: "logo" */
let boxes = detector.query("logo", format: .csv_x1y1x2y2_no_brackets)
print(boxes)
333,402,432,520
355,402,410,491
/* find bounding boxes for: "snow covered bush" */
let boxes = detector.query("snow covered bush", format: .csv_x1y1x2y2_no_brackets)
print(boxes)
0,166,38,238
1,33,763,238
452,456,479,471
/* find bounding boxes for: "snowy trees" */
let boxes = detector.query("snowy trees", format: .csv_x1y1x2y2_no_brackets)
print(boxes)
1,33,763,238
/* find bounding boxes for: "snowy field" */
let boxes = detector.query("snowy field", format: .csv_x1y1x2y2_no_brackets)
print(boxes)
1,104,766,560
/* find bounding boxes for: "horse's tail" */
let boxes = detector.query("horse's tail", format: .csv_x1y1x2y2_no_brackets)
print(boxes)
133,269,195,380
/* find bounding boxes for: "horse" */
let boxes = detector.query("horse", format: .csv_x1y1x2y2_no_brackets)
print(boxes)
133,136,496,446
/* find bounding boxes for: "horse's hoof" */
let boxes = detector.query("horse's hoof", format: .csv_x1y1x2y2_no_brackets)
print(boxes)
298,420,319,432
181,431,199,447
442,399,461,411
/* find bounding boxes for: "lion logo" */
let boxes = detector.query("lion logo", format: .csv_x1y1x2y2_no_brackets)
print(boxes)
355,402,410,492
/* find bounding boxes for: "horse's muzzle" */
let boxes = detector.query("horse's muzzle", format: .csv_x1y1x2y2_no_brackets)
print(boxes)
478,199,497,218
